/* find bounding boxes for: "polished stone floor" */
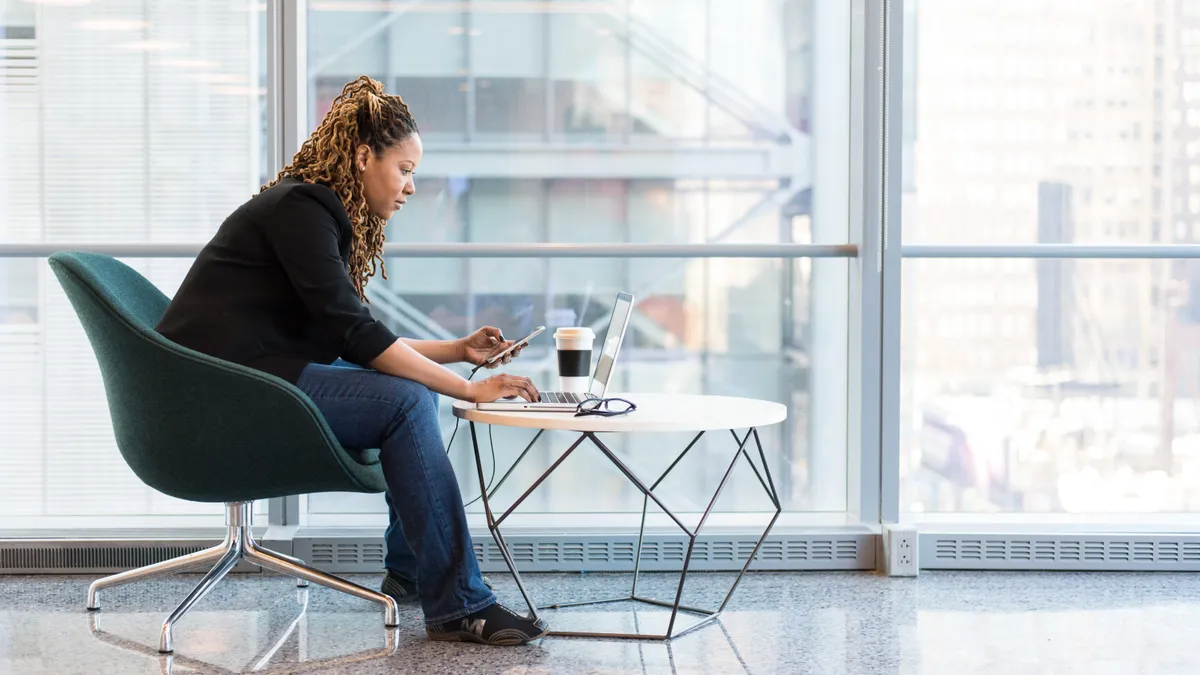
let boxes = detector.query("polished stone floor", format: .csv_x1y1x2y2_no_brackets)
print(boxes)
2,569,1199,674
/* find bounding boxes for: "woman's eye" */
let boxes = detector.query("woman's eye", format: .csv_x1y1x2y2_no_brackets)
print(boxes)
401,168,412,176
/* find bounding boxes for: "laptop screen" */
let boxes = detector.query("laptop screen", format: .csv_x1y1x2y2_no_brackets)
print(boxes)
588,292,634,397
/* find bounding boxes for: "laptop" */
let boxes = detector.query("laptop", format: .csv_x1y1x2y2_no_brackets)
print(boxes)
476,292,634,412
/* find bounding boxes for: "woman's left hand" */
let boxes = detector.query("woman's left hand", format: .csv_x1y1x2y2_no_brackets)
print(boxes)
461,326,520,368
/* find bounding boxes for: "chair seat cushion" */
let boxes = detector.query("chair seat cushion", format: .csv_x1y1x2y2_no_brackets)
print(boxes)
344,447,382,466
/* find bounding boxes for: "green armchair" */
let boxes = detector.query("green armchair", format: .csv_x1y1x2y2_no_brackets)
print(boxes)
48,251,398,654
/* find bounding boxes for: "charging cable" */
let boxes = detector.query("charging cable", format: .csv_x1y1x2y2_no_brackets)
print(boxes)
447,361,497,508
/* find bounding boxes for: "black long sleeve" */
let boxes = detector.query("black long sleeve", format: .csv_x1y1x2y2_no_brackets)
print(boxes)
261,185,398,368
157,177,399,383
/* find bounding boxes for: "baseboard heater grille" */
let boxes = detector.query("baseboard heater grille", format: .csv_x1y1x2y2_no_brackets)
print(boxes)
1,534,872,574
0,541,260,574
296,533,874,573
12,534,1200,574
922,534,1200,571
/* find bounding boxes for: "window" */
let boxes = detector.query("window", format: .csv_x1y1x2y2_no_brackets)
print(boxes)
302,0,851,525
901,0,1200,516
903,0,1173,245
0,2,267,528
0,0,267,526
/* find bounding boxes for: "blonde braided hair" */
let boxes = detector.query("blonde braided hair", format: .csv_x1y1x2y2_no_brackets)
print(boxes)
263,76,418,301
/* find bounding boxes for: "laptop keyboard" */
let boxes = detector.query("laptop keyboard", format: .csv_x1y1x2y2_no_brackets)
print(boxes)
539,391,584,404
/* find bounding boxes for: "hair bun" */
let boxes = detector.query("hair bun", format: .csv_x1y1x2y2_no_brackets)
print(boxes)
343,75,384,98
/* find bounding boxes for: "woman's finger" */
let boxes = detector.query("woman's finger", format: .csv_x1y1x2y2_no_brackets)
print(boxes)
521,378,539,401
503,376,531,401
490,340,513,356
512,382,534,402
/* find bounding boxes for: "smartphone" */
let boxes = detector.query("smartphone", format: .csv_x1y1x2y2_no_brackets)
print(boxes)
485,325,545,365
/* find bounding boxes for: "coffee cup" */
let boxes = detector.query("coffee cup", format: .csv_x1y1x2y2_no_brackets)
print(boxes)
554,327,594,392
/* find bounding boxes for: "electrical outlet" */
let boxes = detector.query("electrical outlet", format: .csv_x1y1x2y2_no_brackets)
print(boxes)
883,524,918,577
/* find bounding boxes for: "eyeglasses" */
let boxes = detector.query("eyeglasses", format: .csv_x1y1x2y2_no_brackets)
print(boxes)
575,396,638,418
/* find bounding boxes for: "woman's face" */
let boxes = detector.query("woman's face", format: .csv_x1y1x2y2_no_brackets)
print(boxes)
357,133,423,220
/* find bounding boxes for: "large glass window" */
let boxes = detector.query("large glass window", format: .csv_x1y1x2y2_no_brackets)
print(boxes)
902,0,1180,246
0,1,266,528
303,0,851,525
900,0,1200,515
901,258,1200,514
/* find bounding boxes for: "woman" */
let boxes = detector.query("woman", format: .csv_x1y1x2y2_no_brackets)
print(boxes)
156,76,547,646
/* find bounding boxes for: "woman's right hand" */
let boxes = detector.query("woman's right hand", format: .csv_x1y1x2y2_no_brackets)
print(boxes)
466,374,540,403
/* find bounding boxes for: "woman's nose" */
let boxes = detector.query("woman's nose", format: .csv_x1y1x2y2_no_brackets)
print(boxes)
404,180,416,195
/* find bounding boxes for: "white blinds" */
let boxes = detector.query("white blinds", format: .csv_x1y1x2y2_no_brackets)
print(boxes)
0,29,39,242
0,1,263,526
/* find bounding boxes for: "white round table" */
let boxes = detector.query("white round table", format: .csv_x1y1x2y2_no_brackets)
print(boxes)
452,393,787,641
452,393,786,433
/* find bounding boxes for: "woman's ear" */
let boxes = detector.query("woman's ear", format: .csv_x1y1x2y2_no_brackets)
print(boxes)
355,145,371,172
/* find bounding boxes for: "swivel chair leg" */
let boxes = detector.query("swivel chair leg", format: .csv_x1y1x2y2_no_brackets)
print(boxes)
244,529,309,588
159,531,245,653
243,539,399,627
87,542,230,611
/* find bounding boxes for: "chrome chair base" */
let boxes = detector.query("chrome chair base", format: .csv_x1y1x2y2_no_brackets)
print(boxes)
85,501,400,653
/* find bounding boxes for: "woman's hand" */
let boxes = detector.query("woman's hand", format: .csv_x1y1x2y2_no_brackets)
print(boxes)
460,326,524,368
466,374,540,403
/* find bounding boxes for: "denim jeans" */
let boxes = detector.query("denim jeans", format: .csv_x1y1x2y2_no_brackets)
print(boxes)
295,358,496,625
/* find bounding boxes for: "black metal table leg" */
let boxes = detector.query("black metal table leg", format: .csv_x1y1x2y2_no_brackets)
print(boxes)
468,423,782,640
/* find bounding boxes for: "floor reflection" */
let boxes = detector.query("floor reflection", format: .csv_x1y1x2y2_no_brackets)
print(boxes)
85,587,399,674
8,571,1200,674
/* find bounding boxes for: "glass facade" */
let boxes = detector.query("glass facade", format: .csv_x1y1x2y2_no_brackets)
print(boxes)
900,0,1200,516
0,1,267,527
0,0,850,529
4,0,1193,541
303,0,850,523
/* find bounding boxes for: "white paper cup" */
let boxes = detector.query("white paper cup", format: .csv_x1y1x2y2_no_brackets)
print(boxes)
554,327,594,392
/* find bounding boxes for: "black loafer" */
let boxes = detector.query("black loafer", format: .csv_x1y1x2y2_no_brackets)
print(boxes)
426,602,549,646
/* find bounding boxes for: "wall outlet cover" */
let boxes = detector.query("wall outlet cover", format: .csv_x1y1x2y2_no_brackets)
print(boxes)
884,524,919,577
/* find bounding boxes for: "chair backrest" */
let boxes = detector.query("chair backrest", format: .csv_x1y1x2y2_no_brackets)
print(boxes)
47,252,385,502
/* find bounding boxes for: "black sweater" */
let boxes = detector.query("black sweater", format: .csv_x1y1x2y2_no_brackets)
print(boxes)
156,176,399,384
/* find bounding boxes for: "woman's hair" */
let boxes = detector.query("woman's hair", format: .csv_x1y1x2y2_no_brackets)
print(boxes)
263,76,418,301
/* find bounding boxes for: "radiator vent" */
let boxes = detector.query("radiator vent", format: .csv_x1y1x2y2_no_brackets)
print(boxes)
463,533,868,569
0,542,256,574
1,545,205,572
308,542,385,569
297,534,872,573
923,535,1200,571
2,534,872,574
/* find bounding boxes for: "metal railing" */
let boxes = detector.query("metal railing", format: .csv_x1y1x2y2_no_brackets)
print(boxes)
903,244,1200,259
0,243,857,259
19,242,1200,260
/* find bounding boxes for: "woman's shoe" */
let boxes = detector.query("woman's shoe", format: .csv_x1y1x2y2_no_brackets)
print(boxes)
426,602,549,646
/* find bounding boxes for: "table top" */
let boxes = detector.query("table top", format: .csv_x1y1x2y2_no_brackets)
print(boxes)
451,393,787,433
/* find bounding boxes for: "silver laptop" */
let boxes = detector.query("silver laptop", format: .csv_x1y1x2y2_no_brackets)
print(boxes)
477,292,633,412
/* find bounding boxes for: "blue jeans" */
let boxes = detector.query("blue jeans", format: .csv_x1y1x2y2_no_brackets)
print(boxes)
296,359,496,625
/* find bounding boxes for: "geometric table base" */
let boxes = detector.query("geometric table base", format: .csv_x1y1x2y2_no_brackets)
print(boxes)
469,424,782,640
